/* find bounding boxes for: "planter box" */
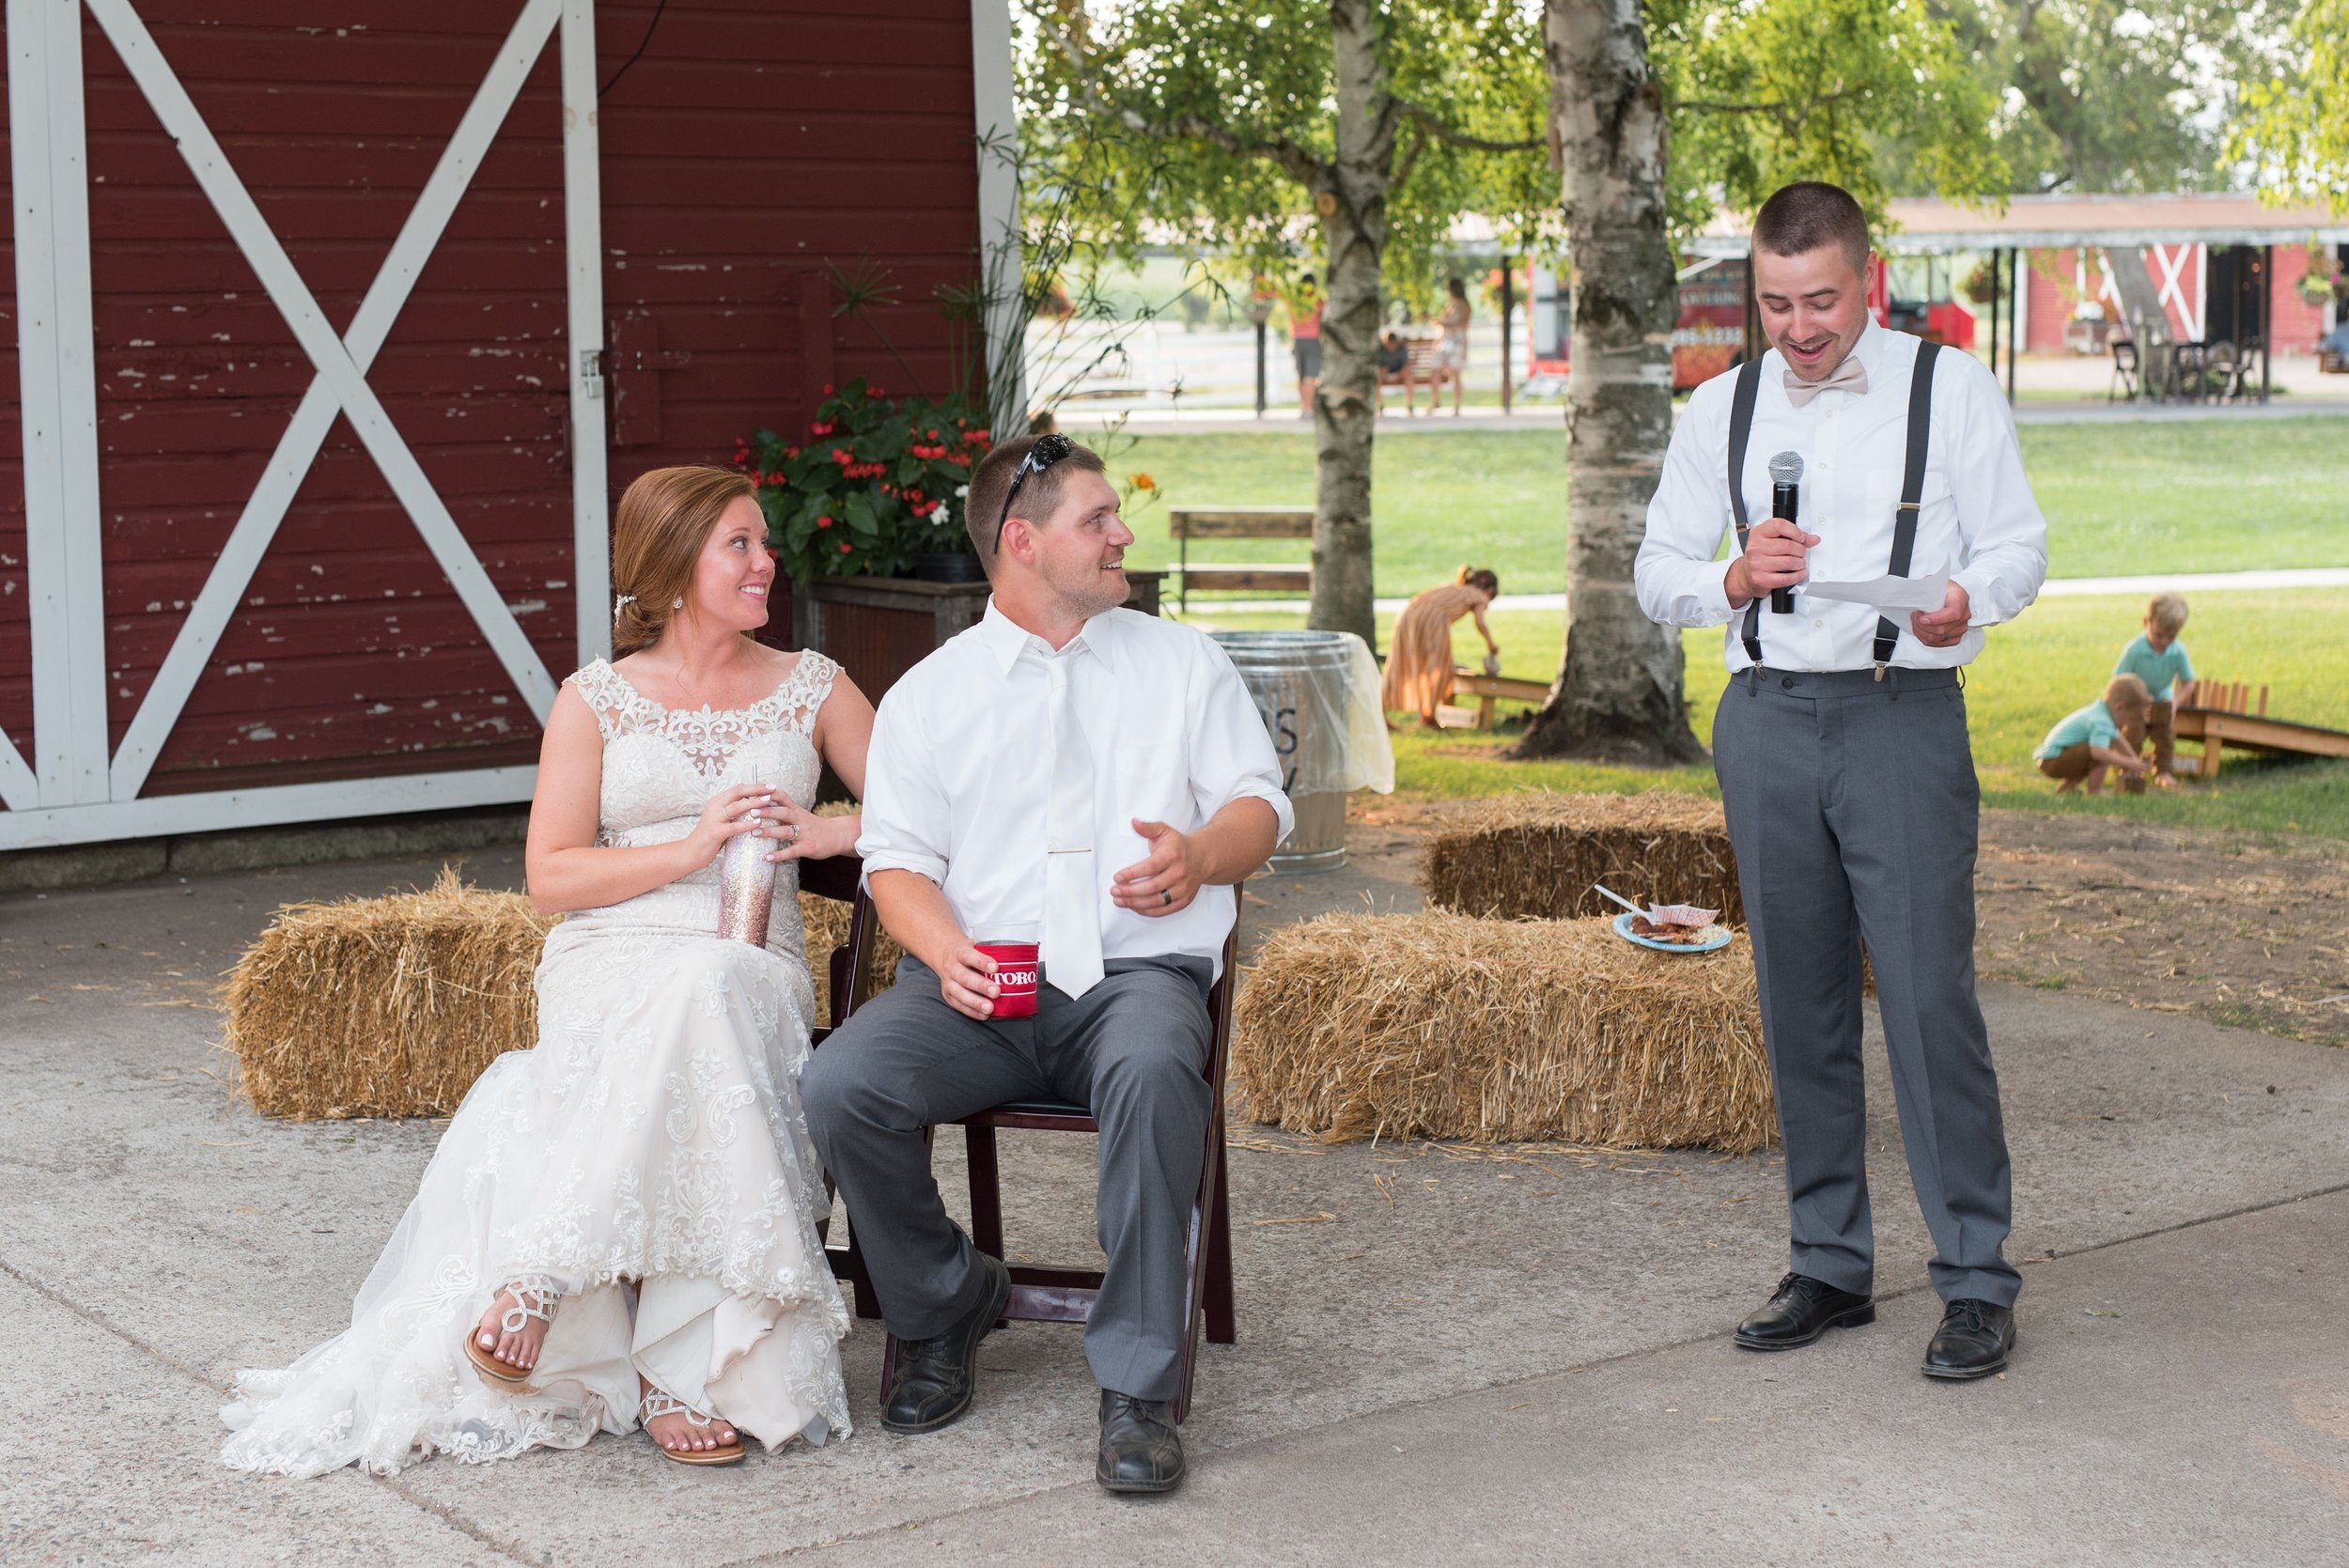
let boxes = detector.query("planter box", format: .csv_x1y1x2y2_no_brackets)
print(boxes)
788,570,1166,707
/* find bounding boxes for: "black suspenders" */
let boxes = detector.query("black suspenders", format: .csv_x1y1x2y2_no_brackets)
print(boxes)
1722,339,1941,675
1875,339,1941,675
1724,358,1766,668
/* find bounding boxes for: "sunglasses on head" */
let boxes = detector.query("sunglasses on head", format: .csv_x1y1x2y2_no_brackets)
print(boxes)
994,433,1074,553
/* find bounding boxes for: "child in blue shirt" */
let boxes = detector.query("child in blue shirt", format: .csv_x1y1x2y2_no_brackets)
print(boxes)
2111,593,2196,790
2035,675,2153,794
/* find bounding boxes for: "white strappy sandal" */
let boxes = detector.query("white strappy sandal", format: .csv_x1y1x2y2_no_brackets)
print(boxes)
461,1275,560,1388
640,1386,746,1467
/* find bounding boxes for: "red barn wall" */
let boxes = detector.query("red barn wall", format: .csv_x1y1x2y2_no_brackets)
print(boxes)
2268,245,2323,356
0,1,983,806
2024,250,2071,354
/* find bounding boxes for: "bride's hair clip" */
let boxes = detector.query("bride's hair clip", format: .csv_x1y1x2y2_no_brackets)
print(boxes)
614,593,637,617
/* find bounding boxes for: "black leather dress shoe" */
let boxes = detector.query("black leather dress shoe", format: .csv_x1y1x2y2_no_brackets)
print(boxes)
881,1252,1011,1434
1734,1272,1876,1351
1922,1298,2016,1380
1097,1389,1185,1494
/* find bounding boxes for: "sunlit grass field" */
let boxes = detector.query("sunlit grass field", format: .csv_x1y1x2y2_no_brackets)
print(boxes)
1197,589,2349,841
1097,416,2349,594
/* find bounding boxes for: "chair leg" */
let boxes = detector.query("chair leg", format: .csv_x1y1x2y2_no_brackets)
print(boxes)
965,1124,1004,1260
1205,1146,1237,1346
836,1222,885,1321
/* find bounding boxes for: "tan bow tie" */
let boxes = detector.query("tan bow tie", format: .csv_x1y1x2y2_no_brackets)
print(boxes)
1783,355,1868,408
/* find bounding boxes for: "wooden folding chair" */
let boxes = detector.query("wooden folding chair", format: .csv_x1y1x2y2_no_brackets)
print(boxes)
874,915,1243,1424
799,853,886,1320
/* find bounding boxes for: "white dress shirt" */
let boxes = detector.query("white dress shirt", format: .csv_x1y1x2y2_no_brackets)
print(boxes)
1635,318,2049,673
856,600,1294,979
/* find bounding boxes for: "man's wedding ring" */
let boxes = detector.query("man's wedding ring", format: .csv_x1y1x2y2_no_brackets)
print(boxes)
1162,889,1173,907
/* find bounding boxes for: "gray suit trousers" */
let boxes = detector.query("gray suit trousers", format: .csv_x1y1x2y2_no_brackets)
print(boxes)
800,953,1214,1402
1712,666,2020,1307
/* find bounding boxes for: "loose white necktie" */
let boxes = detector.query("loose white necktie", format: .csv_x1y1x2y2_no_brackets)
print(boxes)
1783,354,1869,408
1042,656,1105,999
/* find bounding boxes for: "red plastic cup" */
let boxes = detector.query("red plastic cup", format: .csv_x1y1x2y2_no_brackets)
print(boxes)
972,926,1040,1019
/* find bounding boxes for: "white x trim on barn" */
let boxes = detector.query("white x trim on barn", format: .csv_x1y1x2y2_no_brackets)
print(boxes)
2148,241,2201,341
2,0,610,848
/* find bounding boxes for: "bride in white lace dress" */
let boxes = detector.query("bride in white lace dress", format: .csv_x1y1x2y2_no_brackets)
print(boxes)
223,467,875,1476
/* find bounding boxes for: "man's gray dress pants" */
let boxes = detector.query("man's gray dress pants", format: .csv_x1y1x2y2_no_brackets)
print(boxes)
801,954,1214,1402
1712,666,2020,1307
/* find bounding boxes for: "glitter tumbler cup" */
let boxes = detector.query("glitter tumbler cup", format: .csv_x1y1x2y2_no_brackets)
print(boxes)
717,817,777,947
972,924,1040,1019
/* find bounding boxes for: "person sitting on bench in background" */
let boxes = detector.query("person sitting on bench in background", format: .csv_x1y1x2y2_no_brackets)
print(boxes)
1377,327,1419,413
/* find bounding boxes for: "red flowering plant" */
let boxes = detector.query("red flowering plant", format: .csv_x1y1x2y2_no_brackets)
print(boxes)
738,379,993,582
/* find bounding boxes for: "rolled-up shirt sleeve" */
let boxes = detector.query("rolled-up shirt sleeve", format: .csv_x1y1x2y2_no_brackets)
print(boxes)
1187,643,1295,843
853,684,951,886
1635,386,1740,629
1946,356,2048,628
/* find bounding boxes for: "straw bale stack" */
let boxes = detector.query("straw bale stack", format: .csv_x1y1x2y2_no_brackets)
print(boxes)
224,868,894,1119
223,870,553,1120
1422,791,1742,925
1233,910,1774,1153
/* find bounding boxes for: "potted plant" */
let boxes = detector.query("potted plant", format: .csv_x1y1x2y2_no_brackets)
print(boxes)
738,379,994,585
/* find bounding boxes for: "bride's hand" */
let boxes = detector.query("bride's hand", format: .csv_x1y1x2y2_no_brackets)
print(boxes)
683,783,775,864
761,802,859,862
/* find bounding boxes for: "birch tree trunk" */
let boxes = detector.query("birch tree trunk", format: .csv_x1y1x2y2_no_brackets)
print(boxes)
1306,0,1392,645
1510,0,1703,765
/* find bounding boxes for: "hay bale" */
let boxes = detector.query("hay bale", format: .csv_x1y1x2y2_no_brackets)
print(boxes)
1423,791,1742,924
223,869,553,1120
1233,911,1774,1153
224,867,899,1119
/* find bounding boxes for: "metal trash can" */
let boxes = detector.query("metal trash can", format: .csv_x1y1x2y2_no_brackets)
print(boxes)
1210,630,1355,873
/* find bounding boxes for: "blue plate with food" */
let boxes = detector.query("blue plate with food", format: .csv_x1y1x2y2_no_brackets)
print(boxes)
1610,911,1734,955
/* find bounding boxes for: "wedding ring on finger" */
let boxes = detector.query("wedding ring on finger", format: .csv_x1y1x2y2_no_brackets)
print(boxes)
1162,889,1173,907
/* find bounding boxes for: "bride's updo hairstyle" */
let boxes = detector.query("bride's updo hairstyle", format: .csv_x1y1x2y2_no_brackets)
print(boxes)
611,464,757,656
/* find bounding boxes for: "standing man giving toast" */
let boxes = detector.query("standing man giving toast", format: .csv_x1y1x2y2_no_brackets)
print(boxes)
1634,182,2048,1380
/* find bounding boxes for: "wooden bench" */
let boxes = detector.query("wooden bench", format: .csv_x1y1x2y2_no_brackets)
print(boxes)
1169,506,1314,613
1449,667,1548,729
2174,677,2349,779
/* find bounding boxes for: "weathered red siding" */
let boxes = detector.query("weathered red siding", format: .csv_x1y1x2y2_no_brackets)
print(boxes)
0,1,984,802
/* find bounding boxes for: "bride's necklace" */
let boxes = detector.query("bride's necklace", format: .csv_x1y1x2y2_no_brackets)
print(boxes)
644,653,748,713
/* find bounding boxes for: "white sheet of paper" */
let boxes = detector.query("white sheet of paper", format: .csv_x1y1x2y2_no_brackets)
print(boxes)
1801,571,1950,615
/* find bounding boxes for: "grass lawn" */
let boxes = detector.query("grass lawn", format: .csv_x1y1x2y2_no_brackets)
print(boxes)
1196,588,2349,841
1094,415,2349,596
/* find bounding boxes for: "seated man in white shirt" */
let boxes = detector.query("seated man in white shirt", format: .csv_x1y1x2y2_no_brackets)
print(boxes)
800,432,1290,1496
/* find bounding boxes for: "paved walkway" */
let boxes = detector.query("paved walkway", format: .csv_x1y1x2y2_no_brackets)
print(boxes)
5,838,2346,1563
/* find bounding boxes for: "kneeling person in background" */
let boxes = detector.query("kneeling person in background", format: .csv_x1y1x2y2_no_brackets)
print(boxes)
2035,674,2153,794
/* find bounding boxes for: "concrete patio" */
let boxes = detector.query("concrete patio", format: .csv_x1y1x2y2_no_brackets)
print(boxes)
4,838,2344,1564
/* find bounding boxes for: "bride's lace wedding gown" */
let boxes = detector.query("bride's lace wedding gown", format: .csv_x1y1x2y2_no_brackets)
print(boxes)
222,654,852,1477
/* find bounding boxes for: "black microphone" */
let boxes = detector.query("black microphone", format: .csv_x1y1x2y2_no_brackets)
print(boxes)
1766,451,1803,614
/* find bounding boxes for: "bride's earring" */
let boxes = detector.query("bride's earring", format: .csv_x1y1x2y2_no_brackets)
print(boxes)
672,597,683,610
